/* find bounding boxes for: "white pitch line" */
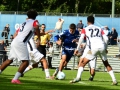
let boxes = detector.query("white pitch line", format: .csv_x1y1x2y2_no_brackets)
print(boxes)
78,82,89,85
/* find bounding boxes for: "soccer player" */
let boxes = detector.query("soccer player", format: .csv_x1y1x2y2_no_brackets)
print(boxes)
15,28,53,79
52,23,79,78
78,44,97,81
0,9,40,84
21,36,51,79
70,16,118,85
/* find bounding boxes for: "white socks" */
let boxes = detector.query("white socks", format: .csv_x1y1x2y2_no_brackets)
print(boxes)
109,70,116,82
23,65,33,74
45,69,50,78
76,67,84,79
13,72,21,80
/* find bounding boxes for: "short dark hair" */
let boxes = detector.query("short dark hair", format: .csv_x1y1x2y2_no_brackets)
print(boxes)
87,16,94,24
69,23,76,29
80,20,82,22
27,9,38,20
49,42,53,45
41,24,46,27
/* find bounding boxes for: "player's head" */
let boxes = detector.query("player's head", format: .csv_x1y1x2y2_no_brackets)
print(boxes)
49,42,53,46
87,16,94,24
27,9,38,20
69,23,76,34
40,24,46,32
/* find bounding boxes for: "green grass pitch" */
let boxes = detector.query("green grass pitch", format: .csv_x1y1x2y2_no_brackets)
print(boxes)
0,66,119,90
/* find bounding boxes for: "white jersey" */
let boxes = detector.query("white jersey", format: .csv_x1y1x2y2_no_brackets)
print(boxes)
15,19,39,44
77,24,108,50
27,36,36,52
77,24,108,61
8,19,39,61
17,28,44,63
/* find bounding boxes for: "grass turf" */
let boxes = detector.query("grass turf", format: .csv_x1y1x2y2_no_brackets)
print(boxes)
0,66,120,90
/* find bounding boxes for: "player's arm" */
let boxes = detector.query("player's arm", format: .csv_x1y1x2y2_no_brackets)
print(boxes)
75,29,85,55
33,20,40,46
39,30,54,36
76,29,85,50
54,35,62,45
61,18,64,23
45,30,55,34
13,28,20,39
101,30,108,50
72,31,80,43
13,32,18,38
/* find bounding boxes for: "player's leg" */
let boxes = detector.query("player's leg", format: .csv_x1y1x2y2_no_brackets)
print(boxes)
40,57,51,79
70,57,90,83
100,50,117,85
22,62,37,76
11,60,29,84
52,59,67,77
52,50,73,79
0,59,13,73
37,46,46,71
58,50,74,74
89,68,95,81
11,42,29,84
23,49,51,79
53,54,67,79
70,49,97,83
102,60,117,85
88,57,97,81
0,47,15,74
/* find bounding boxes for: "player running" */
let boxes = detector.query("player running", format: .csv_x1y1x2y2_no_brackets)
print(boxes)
14,21,54,79
0,9,40,84
52,23,79,79
70,16,118,85
22,32,53,79
77,43,97,81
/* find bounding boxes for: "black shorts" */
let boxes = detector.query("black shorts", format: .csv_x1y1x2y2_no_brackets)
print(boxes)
37,45,46,57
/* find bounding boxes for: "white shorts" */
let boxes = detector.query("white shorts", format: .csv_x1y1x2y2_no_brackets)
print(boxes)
29,49,44,64
85,44,107,61
81,45,96,69
88,57,97,69
81,45,89,58
8,39,29,61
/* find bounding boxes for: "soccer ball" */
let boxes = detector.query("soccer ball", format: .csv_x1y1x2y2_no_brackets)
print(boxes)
57,72,65,80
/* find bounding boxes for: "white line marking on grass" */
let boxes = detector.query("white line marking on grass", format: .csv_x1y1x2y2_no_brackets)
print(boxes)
78,82,89,85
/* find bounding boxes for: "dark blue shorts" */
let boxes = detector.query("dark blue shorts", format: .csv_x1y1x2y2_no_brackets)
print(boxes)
62,49,74,62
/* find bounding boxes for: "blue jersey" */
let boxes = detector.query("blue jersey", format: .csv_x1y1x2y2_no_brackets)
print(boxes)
54,29,79,49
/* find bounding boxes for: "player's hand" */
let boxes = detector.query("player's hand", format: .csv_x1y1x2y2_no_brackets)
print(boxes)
72,39,77,43
74,49,78,55
46,30,55,33
56,40,62,45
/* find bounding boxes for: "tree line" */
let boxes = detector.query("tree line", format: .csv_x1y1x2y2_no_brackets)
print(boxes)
0,0,120,14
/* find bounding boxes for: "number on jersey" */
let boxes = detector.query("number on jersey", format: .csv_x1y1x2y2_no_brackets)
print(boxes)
89,28,101,37
20,22,26,32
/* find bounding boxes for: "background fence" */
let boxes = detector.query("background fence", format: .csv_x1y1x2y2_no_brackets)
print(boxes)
0,12,120,39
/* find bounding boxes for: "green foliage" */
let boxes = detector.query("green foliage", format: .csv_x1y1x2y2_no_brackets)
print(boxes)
0,4,6,11
1,0,120,14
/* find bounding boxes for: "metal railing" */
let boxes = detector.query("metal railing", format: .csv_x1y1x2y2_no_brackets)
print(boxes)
1,11,120,17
